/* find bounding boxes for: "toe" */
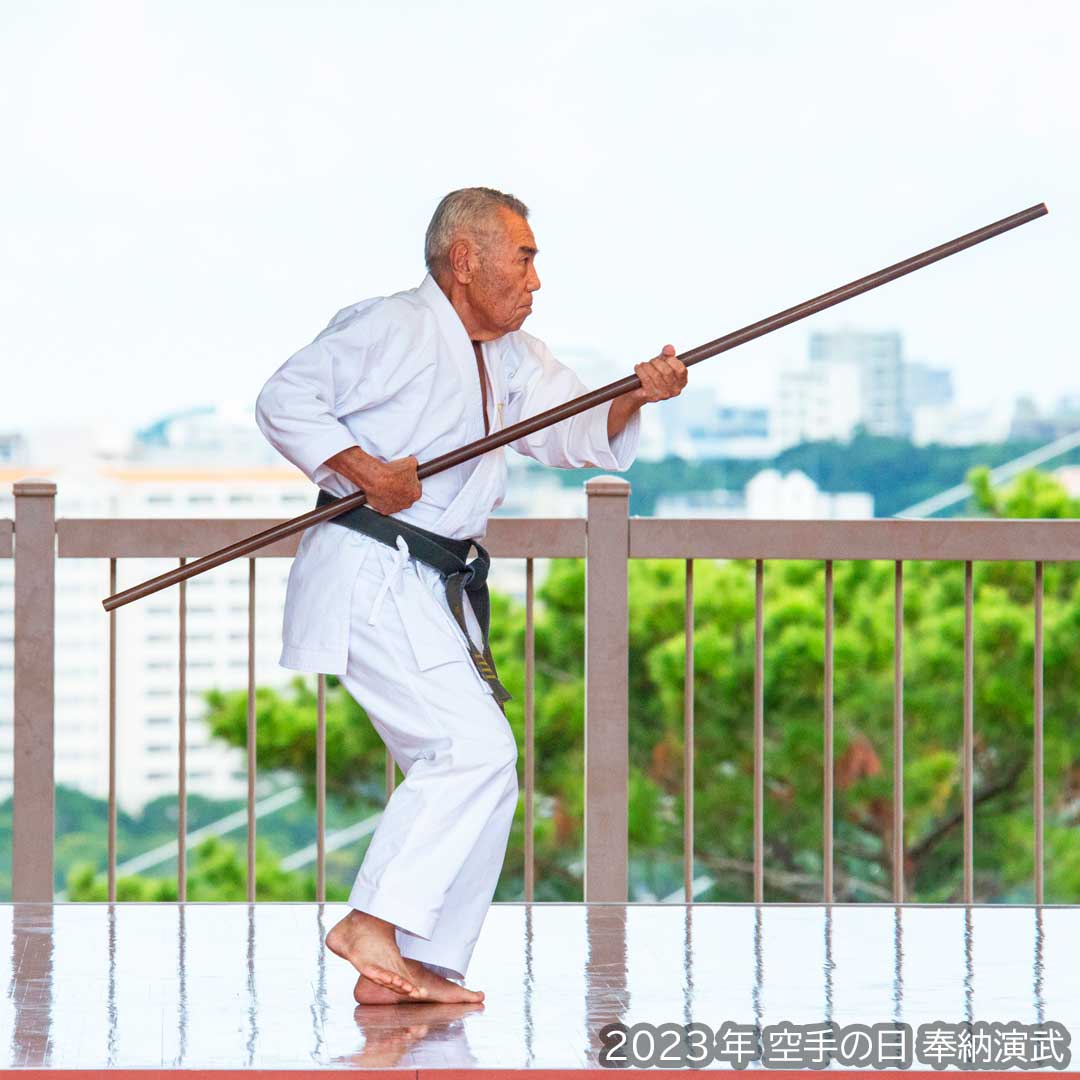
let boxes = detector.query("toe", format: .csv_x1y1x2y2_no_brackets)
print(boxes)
361,964,419,997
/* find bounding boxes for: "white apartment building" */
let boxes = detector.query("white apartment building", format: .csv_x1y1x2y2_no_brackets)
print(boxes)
744,468,873,518
910,400,1014,446
653,469,873,520
775,356,862,449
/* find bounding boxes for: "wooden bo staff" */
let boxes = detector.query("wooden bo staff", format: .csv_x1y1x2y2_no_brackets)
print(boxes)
103,201,1047,612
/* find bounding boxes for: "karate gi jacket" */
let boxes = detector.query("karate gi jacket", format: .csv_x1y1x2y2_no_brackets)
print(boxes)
255,272,641,675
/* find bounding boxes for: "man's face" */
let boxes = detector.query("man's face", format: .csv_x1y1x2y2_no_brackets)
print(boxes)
469,207,541,336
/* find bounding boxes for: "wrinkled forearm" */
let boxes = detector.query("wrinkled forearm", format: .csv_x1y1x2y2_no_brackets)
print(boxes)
607,392,644,441
323,445,383,490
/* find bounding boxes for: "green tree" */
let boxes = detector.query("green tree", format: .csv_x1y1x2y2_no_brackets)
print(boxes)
203,678,388,805
66,834,351,901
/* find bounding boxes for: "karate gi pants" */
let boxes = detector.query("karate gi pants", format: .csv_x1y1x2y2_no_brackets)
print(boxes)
338,530,518,983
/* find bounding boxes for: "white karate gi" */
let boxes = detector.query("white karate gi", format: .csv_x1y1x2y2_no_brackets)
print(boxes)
255,272,640,981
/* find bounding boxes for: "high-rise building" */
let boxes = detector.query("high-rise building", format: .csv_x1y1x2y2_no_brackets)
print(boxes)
809,329,909,439
776,330,954,451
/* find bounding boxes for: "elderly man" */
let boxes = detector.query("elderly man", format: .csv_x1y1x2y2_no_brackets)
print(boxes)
255,187,687,1005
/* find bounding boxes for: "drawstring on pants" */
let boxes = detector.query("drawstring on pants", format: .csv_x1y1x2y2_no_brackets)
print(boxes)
367,534,411,626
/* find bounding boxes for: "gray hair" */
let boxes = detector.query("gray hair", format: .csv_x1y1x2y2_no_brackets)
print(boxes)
424,187,530,276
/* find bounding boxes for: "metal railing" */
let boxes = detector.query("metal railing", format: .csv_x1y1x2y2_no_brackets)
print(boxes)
8,477,1079,905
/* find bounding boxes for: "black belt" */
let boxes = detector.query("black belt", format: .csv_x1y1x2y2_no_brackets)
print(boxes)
315,490,512,709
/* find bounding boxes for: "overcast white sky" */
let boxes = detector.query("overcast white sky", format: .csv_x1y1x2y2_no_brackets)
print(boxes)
2,0,1077,440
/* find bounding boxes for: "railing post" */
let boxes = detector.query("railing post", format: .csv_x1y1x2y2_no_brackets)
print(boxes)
584,475,630,901
12,479,56,902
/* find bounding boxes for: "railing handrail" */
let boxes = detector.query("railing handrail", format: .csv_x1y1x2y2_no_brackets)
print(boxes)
49,512,1080,562
630,517,1080,561
53,515,588,559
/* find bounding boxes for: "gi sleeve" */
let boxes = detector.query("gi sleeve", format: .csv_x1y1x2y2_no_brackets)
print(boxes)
504,334,641,470
254,305,376,489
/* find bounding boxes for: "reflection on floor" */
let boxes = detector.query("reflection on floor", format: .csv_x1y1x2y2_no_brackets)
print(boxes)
2,902,1078,1072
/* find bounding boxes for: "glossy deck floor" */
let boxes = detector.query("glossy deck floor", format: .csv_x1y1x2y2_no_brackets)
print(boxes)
2,902,1079,1073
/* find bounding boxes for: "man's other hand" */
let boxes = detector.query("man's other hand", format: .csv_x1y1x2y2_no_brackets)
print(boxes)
632,344,688,403
324,447,422,514
365,455,423,514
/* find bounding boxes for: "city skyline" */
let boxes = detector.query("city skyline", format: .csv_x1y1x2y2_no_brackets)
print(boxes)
4,322,1074,469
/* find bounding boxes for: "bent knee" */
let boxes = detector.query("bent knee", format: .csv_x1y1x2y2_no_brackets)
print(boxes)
463,731,518,778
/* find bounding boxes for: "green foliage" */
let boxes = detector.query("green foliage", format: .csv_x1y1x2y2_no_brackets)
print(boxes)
516,465,1080,902
65,834,351,901
970,464,1080,519
203,676,388,805
0,780,383,901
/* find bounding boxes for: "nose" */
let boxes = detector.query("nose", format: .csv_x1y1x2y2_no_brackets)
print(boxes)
527,266,541,293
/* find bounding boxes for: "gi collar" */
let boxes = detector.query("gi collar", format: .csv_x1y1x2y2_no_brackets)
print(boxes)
416,272,476,358
415,272,506,414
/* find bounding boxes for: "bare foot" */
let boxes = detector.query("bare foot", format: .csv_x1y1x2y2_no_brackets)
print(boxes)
353,958,484,1005
325,909,427,1000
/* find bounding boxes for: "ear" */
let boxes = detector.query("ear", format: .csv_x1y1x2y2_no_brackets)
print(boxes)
448,238,474,284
